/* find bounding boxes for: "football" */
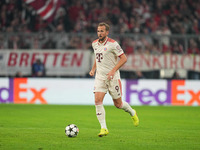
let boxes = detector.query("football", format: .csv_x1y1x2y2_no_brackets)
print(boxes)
65,124,79,137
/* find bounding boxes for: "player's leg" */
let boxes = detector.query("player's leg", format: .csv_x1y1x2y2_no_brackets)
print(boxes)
113,97,139,127
93,79,109,137
95,92,107,129
95,92,109,137
109,79,139,126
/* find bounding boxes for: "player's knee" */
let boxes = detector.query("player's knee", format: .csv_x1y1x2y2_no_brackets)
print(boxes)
114,103,121,109
113,98,122,109
95,99,103,105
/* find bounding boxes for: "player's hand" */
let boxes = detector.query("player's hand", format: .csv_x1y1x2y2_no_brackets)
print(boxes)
89,70,95,76
107,70,115,80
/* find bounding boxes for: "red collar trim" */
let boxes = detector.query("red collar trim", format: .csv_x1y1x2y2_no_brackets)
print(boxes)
104,37,108,45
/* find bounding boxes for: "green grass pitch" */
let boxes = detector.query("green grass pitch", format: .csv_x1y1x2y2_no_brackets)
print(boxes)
0,104,200,150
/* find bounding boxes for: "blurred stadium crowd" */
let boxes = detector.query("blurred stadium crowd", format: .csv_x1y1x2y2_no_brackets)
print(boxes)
0,0,200,53
1,0,200,33
0,0,200,79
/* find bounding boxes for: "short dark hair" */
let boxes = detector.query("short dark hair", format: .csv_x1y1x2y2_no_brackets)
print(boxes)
98,22,110,31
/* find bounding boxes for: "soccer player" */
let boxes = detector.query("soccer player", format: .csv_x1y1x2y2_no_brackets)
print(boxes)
89,22,139,137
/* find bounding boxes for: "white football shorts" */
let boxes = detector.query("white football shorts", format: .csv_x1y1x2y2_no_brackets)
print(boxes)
93,78,122,99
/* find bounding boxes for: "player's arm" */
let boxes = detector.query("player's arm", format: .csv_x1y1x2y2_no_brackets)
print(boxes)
89,58,96,76
107,54,127,79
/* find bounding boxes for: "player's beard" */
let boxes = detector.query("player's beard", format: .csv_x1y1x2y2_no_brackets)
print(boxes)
99,36,106,42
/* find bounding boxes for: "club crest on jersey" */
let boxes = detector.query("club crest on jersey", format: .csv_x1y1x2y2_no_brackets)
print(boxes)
104,47,107,51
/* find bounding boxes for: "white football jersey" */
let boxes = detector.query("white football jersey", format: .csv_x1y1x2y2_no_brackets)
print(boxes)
92,37,124,80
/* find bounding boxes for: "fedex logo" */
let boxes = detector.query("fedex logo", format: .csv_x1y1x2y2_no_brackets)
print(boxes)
126,80,171,105
171,80,200,106
126,80,200,106
0,78,47,104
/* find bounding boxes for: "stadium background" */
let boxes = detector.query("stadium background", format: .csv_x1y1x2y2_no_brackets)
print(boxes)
0,0,200,106
0,1,200,150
